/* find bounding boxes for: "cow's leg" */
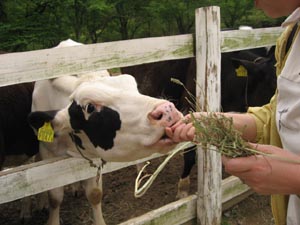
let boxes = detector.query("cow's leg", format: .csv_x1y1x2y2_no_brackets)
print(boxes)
0,132,5,169
67,182,84,197
176,146,196,199
20,196,32,221
46,186,64,225
83,175,105,225
37,191,49,211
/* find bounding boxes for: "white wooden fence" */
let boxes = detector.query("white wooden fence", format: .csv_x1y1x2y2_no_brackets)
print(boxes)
0,6,283,225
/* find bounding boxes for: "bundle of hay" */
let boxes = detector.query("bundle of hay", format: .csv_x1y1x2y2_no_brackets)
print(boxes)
171,77,255,157
190,112,255,158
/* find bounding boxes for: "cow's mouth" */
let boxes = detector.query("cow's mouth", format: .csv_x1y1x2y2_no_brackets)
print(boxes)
146,131,175,148
160,133,169,140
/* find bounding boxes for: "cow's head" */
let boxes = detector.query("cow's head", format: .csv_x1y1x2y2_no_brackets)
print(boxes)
28,74,183,162
231,55,277,105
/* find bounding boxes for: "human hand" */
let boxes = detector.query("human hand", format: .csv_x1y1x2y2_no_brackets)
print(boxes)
222,143,300,195
165,114,195,143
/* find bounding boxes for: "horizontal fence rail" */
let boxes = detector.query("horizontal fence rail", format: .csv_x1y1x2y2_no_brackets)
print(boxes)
0,27,282,87
119,176,252,225
0,153,162,204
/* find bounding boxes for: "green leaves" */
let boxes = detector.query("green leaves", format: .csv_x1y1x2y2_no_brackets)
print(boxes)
0,0,285,52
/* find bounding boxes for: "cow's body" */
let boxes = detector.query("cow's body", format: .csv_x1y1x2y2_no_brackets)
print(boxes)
28,39,183,225
121,47,277,198
0,82,39,169
0,82,41,221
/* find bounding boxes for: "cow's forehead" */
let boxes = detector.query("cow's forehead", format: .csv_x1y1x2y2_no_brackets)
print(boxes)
70,74,139,104
82,74,137,91
99,74,138,91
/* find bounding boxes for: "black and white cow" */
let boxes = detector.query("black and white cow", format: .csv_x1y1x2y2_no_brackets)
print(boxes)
28,39,183,225
121,46,277,198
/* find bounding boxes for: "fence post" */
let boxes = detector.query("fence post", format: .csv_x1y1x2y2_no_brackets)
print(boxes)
195,6,222,225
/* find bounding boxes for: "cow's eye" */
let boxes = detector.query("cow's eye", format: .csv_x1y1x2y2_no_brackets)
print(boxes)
85,103,95,113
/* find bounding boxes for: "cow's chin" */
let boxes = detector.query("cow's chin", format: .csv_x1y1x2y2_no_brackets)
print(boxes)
144,134,177,154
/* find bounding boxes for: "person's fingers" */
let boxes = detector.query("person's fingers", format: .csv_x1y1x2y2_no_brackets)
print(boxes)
165,127,173,138
247,142,274,154
172,123,186,142
186,125,195,140
180,123,195,141
170,119,186,131
221,155,230,164
171,123,194,142
222,155,260,173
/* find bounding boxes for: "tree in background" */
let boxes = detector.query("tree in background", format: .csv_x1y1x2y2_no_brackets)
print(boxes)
147,0,205,36
85,0,113,43
104,0,152,40
0,0,73,51
0,0,286,52
216,0,253,28
0,0,7,23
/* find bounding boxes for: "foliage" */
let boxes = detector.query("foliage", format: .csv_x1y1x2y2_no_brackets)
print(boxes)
0,0,286,52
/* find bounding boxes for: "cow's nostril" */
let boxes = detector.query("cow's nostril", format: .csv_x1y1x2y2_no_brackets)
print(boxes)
149,102,179,126
155,113,163,120
150,112,163,121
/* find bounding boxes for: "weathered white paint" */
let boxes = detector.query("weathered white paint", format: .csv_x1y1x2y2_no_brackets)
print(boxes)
195,7,222,225
221,26,283,52
0,35,194,87
0,27,282,87
0,153,163,204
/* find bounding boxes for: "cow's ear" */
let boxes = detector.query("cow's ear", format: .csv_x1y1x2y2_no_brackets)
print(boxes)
27,110,57,131
231,58,255,77
231,58,254,68
231,58,248,77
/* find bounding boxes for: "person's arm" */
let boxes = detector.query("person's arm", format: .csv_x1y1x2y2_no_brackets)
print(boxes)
224,112,257,142
165,112,257,143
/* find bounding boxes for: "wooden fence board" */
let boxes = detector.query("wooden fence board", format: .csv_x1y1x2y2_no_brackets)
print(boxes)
119,176,251,225
221,26,283,52
195,7,222,225
0,27,282,87
120,195,197,225
0,153,163,204
0,34,193,87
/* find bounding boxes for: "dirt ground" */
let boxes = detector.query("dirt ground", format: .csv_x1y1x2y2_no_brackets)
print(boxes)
0,153,274,225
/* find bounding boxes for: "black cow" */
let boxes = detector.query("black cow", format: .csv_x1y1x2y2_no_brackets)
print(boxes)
121,47,277,198
122,47,276,113
0,48,40,220
0,82,39,169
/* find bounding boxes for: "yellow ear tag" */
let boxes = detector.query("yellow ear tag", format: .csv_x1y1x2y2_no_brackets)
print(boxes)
235,65,248,77
37,122,54,142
